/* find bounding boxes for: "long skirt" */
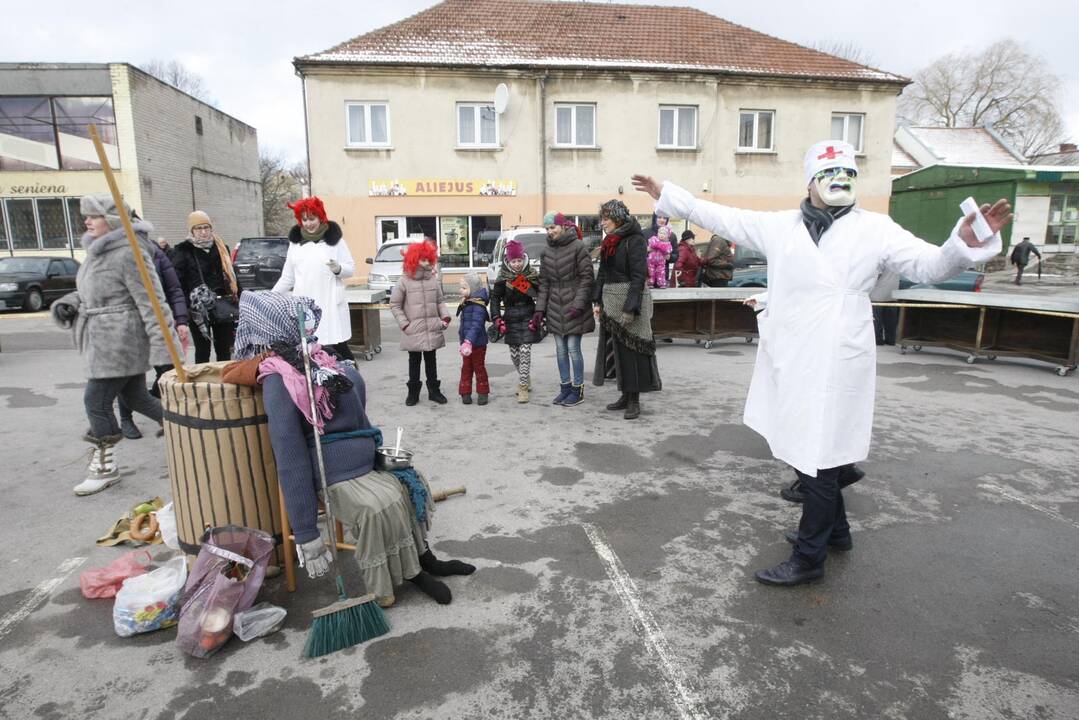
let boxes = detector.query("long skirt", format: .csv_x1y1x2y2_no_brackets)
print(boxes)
327,469,431,599
592,282,662,393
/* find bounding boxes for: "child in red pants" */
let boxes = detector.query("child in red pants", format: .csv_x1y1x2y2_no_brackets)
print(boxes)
456,273,490,405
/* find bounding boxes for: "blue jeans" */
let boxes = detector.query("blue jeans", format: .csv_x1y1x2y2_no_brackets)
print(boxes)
553,333,584,386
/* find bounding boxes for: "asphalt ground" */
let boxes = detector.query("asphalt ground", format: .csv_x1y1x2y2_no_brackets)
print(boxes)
0,305,1077,720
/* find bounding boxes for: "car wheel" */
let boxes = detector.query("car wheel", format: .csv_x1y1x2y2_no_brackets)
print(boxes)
24,288,44,312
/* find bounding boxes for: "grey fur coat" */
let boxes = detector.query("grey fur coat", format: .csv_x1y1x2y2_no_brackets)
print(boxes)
53,221,178,378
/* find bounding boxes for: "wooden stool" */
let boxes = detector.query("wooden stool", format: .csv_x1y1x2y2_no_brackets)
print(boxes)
279,486,356,592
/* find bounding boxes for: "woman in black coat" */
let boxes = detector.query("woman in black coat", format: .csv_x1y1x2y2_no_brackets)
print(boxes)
170,211,238,363
592,200,661,420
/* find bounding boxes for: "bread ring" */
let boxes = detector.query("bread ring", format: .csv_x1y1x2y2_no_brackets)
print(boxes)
130,512,159,542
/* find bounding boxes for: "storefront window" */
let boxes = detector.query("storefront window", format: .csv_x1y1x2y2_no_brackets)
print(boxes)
38,198,70,248
6,199,38,249
1045,194,1079,247
405,216,436,241
0,201,8,252
54,97,118,170
67,198,83,242
438,216,470,268
0,97,59,170
0,96,117,171
470,216,501,266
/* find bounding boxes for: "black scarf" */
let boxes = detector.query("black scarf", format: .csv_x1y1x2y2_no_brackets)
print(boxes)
800,198,854,245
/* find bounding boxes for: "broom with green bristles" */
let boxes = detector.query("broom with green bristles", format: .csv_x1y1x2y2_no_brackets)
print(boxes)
295,304,390,658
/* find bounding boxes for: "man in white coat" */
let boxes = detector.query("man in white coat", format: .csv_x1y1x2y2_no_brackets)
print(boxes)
632,140,1012,586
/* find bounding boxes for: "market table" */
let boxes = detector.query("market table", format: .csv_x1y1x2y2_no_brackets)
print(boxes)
344,287,388,361
891,289,1079,375
650,287,760,348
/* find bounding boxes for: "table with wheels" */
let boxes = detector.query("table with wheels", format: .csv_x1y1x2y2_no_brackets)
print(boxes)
650,287,759,348
892,289,1079,376
344,287,388,361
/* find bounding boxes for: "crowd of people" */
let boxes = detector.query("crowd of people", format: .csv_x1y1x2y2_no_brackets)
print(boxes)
54,136,1011,595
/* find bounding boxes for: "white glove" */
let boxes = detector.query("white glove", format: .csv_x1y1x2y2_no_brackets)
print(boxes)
297,536,333,579
327,259,342,275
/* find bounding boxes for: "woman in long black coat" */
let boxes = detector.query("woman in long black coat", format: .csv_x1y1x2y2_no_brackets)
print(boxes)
591,199,661,420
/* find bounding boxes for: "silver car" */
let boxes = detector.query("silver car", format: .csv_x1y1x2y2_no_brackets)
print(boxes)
365,240,415,291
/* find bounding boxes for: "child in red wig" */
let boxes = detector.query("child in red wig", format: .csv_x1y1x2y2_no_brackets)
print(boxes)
389,242,451,405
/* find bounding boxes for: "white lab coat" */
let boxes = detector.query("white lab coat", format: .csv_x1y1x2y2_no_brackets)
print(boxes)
658,182,1001,476
273,239,356,345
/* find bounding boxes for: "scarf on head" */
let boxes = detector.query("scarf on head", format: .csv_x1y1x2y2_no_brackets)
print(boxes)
299,223,329,244
496,255,539,285
257,341,353,432
233,290,322,360
601,220,636,258
800,198,854,246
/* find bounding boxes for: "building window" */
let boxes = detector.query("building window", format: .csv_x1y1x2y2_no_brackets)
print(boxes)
37,198,70,249
658,106,697,149
0,197,83,251
471,216,502,266
346,102,390,147
457,103,498,148
738,110,774,151
831,113,864,153
0,96,118,171
555,104,596,147
195,116,203,135
0,202,7,251
1046,194,1079,246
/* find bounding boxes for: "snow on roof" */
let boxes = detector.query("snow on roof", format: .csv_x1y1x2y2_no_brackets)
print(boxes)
891,141,918,168
298,0,907,85
904,127,1025,166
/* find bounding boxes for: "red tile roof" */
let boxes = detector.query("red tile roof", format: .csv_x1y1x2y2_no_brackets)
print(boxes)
298,0,907,85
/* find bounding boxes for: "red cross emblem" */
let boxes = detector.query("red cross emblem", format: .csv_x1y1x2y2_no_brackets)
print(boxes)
817,146,843,160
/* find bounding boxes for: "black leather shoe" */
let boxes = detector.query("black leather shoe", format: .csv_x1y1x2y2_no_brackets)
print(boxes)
838,464,866,489
754,558,824,586
606,394,629,411
780,478,805,504
783,530,852,552
624,400,640,420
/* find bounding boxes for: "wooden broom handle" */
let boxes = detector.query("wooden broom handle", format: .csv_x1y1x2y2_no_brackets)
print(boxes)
432,486,466,502
88,124,187,382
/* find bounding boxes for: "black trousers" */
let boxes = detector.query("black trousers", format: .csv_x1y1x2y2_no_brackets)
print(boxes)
119,365,171,419
873,306,898,345
193,321,234,363
793,466,851,568
85,375,162,440
408,350,438,383
1015,263,1026,285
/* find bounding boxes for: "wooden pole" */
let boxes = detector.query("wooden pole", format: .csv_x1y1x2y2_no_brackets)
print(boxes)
88,124,187,382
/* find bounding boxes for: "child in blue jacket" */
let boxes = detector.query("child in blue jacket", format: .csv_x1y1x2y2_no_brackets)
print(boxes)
456,273,490,405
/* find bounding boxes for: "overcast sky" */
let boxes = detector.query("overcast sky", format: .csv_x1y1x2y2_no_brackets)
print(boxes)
4,0,1076,163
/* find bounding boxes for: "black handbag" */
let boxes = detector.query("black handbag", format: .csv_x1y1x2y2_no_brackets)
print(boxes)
193,251,239,325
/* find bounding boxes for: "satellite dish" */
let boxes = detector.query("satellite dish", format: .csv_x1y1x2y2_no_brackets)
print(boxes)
494,83,509,114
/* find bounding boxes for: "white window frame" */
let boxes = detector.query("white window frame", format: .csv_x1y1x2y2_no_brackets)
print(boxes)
657,105,698,149
831,112,865,153
345,102,391,148
456,102,500,148
737,110,775,152
554,103,597,148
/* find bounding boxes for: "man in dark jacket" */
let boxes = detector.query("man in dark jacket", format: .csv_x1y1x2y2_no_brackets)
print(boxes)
1010,236,1041,285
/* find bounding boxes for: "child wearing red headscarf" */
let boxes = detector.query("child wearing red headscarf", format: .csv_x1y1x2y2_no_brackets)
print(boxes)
389,242,451,405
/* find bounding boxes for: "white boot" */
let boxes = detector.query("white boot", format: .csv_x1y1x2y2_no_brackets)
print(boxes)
74,441,120,496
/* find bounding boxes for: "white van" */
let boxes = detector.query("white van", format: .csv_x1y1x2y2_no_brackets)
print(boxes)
485,227,548,284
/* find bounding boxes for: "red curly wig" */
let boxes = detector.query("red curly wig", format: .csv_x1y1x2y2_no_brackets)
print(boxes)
402,241,438,276
287,197,328,224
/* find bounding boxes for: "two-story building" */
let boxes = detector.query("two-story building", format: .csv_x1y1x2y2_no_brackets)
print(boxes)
295,0,908,282
0,63,262,258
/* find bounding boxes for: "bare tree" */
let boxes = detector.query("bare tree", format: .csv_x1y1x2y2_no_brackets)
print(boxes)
139,59,215,105
810,40,878,68
260,151,306,235
898,39,1068,158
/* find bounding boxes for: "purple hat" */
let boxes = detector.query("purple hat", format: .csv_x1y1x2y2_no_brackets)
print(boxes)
505,239,525,261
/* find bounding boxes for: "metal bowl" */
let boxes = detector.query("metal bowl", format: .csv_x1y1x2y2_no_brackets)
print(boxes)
375,447,413,471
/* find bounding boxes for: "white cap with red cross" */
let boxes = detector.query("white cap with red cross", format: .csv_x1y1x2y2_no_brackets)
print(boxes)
803,141,858,186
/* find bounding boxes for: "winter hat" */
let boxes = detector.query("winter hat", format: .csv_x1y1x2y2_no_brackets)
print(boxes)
187,210,213,232
680,230,695,242
657,226,672,240
803,140,858,186
505,239,525,261
288,197,328,225
542,211,557,226
463,272,483,295
600,199,631,224
81,193,131,231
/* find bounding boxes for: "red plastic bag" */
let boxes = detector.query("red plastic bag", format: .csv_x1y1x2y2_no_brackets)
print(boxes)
80,550,152,599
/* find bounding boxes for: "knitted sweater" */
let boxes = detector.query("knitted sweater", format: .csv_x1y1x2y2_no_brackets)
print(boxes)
264,365,377,543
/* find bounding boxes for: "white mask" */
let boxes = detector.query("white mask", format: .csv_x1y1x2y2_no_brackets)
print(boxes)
813,167,856,207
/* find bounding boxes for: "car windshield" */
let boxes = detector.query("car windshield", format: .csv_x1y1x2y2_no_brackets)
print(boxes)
375,244,408,262
236,239,287,260
734,244,766,266
513,233,547,259
0,258,49,273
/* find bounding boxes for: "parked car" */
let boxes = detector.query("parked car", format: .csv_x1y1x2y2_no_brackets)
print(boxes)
728,263,985,291
485,227,547,284
232,237,288,291
0,256,79,312
365,240,415,292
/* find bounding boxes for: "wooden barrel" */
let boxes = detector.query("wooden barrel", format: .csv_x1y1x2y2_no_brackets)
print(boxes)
158,363,282,564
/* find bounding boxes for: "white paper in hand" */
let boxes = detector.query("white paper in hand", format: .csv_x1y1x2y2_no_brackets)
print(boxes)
960,197,994,242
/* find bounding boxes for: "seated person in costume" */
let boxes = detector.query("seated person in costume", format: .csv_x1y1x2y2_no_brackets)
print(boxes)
229,290,474,607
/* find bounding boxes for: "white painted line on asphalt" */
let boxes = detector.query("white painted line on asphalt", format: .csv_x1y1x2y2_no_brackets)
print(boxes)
978,483,1079,531
0,556,86,640
580,523,711,720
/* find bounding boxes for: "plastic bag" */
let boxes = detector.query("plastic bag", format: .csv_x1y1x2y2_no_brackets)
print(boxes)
176,526,274,658
80,550,152,599
157,502,179,550
233,602,287,641
112,554,188,637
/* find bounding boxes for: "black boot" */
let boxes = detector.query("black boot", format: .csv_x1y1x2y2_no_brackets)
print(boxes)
606,393,629,411
420,548,476,576
838,464,866,489
623,392,640,420
427,380,448,404
408,571,452,604
405,380,422,406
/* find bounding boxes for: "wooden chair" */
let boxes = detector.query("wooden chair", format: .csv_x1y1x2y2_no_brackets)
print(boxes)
278,487,355,592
